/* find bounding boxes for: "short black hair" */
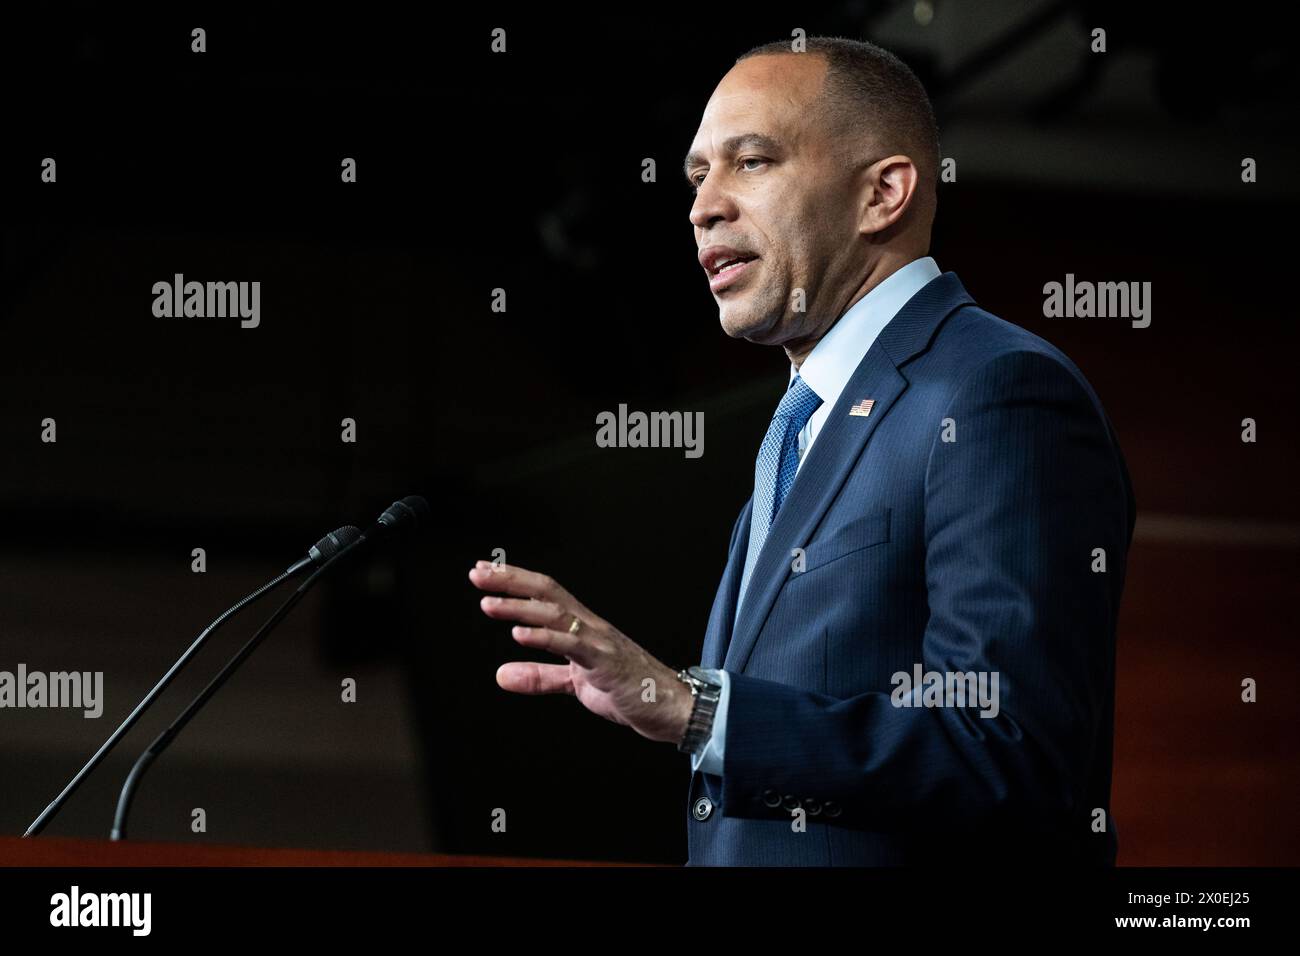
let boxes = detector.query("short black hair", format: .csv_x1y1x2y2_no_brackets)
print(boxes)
737,36,940,190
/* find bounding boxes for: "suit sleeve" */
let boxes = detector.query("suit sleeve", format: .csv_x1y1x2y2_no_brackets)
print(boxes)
716,350,1129,833
688,500,749,774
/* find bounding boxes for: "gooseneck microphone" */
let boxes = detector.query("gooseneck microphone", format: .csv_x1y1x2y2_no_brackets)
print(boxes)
23,525,363,837
110,497,429,840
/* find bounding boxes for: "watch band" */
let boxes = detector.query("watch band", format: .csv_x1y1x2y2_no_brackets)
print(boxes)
675,667,722,754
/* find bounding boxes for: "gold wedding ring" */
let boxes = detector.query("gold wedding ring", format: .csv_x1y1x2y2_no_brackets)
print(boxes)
568,616,582,635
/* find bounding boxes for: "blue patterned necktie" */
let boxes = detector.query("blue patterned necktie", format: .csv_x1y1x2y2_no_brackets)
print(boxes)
734,374,823,626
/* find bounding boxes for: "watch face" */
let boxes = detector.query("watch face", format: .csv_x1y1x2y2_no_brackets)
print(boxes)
687,666,713,685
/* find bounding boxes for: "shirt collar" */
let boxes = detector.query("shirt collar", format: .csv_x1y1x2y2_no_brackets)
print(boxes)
790,256,942,405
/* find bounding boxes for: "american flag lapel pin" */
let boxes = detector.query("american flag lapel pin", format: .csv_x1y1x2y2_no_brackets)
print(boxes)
848,397,875,418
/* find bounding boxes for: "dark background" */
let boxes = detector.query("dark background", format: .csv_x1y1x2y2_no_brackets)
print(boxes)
1,3,1297,864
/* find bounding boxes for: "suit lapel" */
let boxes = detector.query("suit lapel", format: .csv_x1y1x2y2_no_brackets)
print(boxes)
723,349,906,673
721,272,975,674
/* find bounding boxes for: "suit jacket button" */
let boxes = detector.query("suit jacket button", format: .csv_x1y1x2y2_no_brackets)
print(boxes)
802,798,822,816
692,797,714,821
761,788,782,808
823,800,842,818
782,793,800,811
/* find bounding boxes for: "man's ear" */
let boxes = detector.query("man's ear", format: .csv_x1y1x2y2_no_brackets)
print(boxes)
858,155,919,236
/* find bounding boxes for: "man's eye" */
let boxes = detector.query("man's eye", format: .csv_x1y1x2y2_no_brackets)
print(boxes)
688,159,765,193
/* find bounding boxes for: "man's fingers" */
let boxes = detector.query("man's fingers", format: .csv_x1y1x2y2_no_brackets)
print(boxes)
468,562,567,601
496,661,575,696
510,626,598,668
478,595,572,629
468,561,602,623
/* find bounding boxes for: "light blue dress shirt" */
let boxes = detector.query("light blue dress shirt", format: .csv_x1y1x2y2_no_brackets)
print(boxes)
690,256,943,775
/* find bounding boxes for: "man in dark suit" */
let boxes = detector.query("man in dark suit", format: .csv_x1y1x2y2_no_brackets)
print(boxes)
468,36,1133,866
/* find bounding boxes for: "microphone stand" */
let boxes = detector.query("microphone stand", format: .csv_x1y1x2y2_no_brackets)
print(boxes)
24,527,360,838
25,567,299,837
109,497,426,840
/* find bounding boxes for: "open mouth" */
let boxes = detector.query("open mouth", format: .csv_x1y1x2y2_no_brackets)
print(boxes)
707,254,759,292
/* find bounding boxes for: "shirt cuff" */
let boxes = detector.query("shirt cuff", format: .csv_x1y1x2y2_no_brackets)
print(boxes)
689,668,730,775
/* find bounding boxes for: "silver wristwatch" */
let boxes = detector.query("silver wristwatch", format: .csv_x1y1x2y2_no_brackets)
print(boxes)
675,666,722,754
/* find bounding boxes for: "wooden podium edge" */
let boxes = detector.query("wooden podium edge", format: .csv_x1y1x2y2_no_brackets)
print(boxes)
0,835,662,867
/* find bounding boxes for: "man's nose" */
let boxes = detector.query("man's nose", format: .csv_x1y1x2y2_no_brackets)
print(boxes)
689,175,736,229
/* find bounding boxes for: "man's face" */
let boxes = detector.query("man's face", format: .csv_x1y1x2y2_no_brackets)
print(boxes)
685,54,861,347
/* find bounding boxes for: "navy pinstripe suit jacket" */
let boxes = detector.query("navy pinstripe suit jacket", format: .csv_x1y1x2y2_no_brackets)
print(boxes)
686,271,1134,866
